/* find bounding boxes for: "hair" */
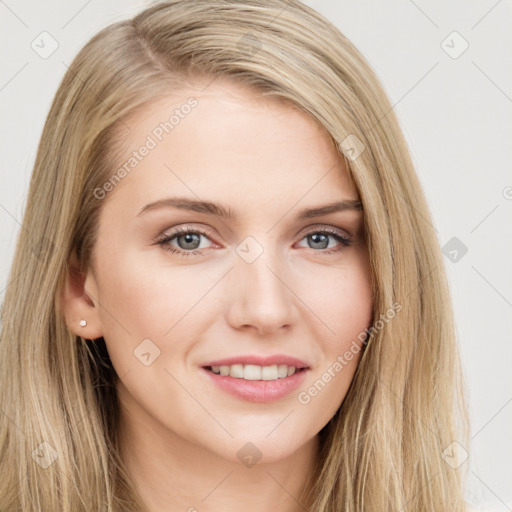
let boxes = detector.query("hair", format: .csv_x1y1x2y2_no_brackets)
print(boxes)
0,0,469,510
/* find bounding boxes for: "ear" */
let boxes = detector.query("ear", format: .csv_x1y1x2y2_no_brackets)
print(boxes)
59,248,104,340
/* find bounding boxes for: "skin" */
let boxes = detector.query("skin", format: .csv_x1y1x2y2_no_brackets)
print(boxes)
62,78,374,512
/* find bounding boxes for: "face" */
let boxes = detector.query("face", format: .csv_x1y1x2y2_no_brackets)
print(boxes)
81,79,373,465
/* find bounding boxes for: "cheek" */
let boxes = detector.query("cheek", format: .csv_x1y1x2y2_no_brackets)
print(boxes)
95,261,162,335
92,249,226,378
297,262,373,422
95,249,213,335
329,269,373,343
299,254,373,348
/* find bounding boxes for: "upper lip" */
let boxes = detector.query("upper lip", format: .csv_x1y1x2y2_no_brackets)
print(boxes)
202,354,310,369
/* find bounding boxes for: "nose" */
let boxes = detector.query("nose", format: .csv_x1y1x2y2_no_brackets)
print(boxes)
225,245,299,336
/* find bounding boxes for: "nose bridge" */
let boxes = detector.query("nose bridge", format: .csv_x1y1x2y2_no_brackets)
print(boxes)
227,235,297,334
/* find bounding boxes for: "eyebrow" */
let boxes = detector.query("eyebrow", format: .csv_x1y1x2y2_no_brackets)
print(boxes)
137,197,363,220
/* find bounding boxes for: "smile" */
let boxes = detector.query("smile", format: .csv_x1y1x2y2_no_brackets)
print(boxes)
208,363,300,380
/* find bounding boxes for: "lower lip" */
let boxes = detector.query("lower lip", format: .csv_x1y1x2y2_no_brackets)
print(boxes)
201,367,309,403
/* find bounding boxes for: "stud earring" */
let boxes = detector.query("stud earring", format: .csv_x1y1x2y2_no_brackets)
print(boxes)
79,319,87,327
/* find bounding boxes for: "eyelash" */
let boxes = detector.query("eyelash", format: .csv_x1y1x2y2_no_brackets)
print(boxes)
155,226,352,257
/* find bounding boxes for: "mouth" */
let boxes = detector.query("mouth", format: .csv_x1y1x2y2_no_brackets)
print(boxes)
203,364,308,381
201,364,309,403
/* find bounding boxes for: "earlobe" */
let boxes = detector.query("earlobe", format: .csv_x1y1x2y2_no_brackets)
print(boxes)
60,248,104,340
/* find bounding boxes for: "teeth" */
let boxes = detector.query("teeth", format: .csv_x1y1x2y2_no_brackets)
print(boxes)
229,364,244,378
244,364,261,380
209,364,299,380
261,365,277,380
278,364,288,378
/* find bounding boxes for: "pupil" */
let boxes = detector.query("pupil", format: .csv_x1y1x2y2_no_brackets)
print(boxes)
179,233,200,250
310,233,328,249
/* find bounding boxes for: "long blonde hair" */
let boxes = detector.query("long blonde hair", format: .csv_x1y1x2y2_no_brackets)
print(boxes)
0,1,469,510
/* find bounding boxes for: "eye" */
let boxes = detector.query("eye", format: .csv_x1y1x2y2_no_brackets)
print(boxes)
156,227,215,256
155,226,352,257
296,228,352,255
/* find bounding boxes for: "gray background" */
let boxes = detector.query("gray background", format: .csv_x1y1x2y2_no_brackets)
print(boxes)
1,0,511,509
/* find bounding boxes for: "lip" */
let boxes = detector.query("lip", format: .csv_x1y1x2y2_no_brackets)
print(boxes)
201,354,310,369
201,366,309,403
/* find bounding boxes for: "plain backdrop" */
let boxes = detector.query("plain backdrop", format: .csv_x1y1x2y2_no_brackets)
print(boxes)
1,0,511,509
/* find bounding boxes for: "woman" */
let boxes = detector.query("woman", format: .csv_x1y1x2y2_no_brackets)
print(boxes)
0,0,469,510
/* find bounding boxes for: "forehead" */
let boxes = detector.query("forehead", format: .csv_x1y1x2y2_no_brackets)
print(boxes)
103,79,359,215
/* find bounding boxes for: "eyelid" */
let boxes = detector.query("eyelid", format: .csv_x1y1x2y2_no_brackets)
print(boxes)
156,223,351,245
155,222,354,260
296,223,352,240
155,225,218,248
